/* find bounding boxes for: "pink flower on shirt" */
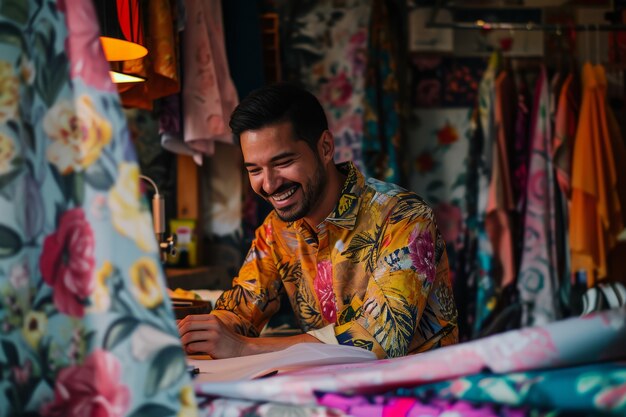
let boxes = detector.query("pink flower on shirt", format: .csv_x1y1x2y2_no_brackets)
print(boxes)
408,227,436,285
314,261,337,323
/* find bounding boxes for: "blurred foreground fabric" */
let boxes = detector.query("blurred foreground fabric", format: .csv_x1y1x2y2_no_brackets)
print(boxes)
0,1,196,415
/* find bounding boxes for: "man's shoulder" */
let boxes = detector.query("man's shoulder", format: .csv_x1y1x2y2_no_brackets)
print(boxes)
361,178,435,223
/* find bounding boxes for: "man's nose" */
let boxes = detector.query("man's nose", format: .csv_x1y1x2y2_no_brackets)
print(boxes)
262,170,281,195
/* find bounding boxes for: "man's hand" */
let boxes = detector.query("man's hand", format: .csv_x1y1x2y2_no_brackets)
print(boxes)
177,313,322,358
178,314,246,358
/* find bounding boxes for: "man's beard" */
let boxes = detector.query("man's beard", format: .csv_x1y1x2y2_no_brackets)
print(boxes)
272,163,327,223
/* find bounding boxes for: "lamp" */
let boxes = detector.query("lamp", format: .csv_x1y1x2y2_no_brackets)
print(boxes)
139,174,176,263
96,0,148,69
109,70,145,83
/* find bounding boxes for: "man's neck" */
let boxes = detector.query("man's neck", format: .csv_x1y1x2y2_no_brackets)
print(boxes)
303,164,346,228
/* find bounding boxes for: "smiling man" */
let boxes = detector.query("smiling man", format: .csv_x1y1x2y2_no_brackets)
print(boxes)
177,83,458,359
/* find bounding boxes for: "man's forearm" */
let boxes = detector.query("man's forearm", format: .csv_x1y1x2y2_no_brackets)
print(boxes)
240,333,321,356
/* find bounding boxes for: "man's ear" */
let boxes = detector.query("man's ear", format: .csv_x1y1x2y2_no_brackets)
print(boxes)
318,130,335,163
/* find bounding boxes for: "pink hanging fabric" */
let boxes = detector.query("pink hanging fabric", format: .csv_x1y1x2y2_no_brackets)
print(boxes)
517,66,561,326
182,0,239,162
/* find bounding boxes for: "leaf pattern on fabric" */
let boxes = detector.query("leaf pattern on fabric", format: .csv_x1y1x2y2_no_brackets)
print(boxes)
389,193,433,224
364,273,417,358
215,285,248,312
278,260,302,285
294,281,323,332
342,223,383,273
337,295,362,324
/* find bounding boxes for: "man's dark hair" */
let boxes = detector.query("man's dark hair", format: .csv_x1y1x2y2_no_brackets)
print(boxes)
229,82,328,150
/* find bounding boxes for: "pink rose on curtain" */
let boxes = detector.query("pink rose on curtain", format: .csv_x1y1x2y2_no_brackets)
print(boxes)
314,261,337,323
320,72,353,108
40,208,96,317
41,349,130,417
347,30,367,75
57,0,114,92
434,202,463,247
408,227,435,285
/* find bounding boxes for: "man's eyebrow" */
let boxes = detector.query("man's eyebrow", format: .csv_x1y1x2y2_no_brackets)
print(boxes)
244,152,297,168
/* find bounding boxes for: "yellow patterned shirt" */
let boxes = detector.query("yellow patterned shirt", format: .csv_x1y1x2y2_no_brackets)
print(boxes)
213,162,458,358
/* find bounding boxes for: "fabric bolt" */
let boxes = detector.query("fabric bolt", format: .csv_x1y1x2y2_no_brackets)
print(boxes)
119,0,180,110
280,0,371,172
198,398,347,417
317,393,531,417
486,70,516,289
212,162,458,359
0,0,196,415
195,307,626,405
362,0,403,183
517,66,561,326
182,0,239,162
398,361,626,415
570,63,625,285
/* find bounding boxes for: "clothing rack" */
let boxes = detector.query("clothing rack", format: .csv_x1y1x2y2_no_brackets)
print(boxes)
426,1,626,32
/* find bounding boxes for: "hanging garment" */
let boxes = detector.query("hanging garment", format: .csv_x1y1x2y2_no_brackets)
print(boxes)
517,66,562,326
0,0,196,415
362,0,404,183
553,73,580,200
511,73,531,212
570,63,625,285
469,53,499,336
119,0,181,110
280,0,371,172
594,64,626,283
182,0,239,163
485,70,516,289
552,72,580,310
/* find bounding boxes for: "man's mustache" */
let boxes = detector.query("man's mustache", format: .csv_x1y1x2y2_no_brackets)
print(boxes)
260,182,299,199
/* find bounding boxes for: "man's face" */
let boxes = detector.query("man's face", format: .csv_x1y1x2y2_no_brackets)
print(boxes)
241,121,327,223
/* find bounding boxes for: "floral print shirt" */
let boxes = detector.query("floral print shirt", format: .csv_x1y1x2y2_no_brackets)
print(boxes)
213,162,458,358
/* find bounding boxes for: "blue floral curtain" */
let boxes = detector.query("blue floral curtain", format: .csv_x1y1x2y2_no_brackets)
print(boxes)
0,1,196,416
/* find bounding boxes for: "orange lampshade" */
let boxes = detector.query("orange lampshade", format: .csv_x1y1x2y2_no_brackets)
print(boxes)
100,36,147,62
96,0,147,64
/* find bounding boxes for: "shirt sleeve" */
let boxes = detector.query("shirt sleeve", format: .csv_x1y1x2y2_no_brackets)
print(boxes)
334,202,457,359
306,324,338,344
211,218,283,337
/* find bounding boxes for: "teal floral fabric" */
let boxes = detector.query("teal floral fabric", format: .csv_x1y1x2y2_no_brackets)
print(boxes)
397,361,626,415
0,1,196,416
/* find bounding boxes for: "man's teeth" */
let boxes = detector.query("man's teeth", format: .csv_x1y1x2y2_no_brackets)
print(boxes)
272,187,296,201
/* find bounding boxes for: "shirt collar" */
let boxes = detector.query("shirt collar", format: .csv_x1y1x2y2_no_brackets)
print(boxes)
323,161,364,230
289,162,365,232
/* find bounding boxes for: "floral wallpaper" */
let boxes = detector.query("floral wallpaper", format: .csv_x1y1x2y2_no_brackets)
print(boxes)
408,108,472,274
